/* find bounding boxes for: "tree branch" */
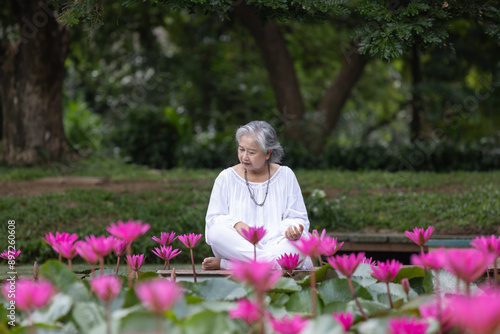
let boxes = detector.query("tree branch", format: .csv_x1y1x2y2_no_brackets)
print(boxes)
233,2,305,141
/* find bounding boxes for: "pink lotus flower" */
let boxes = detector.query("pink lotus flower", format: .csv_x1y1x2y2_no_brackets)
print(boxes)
228,298,260,325
76,241,100,277
0,249,21,260
404,226,434,247
327,252,368,319
112,238,129,257
333,311,354,332
319,236,344,257
54,240,77,260
90,275,123,303
84,235,116,275
230,259,282,293
312,229,336,253
327,252,365,278
270,314,308,334
54,241,77,258
2,278,55,312
294,232,324,317
242,226,267,260
443,248,495,287
152,245,182,270
76,241,100,264
401,278,411,299
85,235,115,258
179,233,203,283
111,237,129,276
371,259,403,283
471,235,500,285
125,254,145,279
241,226,267,245
292,232,322,258
448,288,500,334
152,232,178,246
178,233,203,249
312,229,326,239
135,279,183,315
43,232,78,262
361,256,375,265
388,316,428,334
419,300,454,333
410,248,446,271
470,235,500,255
371,259,403,308
126,254,145,271
106,219,150,243
42,232,78,250
276,253,303,272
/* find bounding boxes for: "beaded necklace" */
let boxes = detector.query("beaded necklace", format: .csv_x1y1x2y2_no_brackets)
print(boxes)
244,162,270,207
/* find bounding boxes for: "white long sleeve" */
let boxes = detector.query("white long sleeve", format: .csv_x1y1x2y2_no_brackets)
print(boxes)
205,166,310,246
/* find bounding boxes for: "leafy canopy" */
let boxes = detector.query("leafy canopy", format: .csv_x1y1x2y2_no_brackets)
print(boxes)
353,0,500,60
59,0,500,60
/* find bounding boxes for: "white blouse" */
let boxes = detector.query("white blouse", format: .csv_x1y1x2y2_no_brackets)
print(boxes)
205,166,310,246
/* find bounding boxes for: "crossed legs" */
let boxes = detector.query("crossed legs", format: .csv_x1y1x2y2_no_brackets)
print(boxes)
202,224,312,270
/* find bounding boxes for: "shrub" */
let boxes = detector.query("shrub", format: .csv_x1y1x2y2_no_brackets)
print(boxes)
284,140,500,172
305,189,356,231
111,107,180,169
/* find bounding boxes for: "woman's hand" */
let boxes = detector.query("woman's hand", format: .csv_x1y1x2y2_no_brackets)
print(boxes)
234,222,250,238
285,225,304,241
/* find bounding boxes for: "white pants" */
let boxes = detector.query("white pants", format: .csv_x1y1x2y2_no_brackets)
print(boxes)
207,224,313,270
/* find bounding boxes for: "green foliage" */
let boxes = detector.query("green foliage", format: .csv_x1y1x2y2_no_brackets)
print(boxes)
63,96,105,152
178,134,238,169
0,182,212,264
393,266,425,284
153,0,349,22
0,155,164,181
0,254,455,333
354,1,500,60
1,160,499,267
39,260,91,301
318,278,372,304
305,189,356,231
183,278,248,301
59,0,104,27
284,140,500,172
54,0,500,165
111,107,182,169
1,159,500,265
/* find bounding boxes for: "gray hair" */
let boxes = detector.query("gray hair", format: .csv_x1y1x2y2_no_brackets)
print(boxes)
235,121,284,164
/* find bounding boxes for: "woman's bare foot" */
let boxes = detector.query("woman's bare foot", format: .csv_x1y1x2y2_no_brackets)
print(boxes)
202,257,221,270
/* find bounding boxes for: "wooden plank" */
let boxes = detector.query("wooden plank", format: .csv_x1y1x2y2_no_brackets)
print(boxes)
339,241,422,253
157,269,231,277
426,239,471,248
157,268,319,278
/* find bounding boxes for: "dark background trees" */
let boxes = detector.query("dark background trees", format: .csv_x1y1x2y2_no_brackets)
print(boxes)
1,0,499,169
0,1,70,165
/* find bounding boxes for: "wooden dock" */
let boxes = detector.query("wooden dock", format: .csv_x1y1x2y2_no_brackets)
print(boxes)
335,232,473,253
157,268,316,282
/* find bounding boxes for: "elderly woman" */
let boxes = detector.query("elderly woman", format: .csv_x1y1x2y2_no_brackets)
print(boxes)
202,120,312,270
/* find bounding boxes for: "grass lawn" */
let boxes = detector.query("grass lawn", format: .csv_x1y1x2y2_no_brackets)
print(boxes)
1,157,499,266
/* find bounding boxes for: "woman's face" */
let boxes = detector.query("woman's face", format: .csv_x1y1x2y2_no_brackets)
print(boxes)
238,135,271,172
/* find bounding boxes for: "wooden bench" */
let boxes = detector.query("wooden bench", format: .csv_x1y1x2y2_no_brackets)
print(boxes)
156,268,317,282
425,239,471,249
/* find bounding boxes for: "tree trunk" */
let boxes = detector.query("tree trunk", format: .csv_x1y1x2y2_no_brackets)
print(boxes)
409,45,422,142
0,1,70,165
314,47,369,151
233,3,305,142
234,4,369,152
